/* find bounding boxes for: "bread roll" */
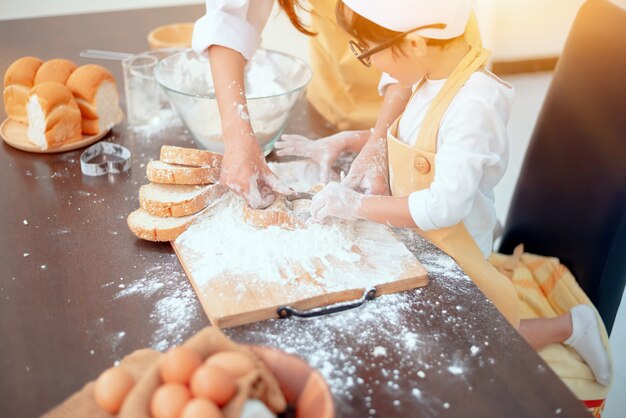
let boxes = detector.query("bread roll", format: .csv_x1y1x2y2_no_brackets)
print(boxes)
26,82,82,150
3,56,44,124
34,58,78,85
139,183,226,217
66,64,123,135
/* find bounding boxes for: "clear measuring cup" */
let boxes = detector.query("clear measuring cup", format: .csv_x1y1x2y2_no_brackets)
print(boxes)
122,54,160,125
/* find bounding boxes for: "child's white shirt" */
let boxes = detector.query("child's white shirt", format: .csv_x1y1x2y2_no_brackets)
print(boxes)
396,70,515,257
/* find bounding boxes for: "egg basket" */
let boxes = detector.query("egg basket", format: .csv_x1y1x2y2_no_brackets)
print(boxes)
114,328,333,418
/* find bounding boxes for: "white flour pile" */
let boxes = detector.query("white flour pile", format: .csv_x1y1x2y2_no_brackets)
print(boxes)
177,193,360,282
175,193,412,299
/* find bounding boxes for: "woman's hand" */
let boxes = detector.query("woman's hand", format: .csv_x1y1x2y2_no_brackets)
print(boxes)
310,182,365,222
208,45,292,208
341,136,391,196
275,131,369,182
221,135,292,209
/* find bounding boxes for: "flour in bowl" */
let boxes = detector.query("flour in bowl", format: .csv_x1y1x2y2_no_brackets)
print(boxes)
157,50,304,153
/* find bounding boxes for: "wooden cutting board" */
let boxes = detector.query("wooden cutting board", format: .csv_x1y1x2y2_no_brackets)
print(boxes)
171,201,428,328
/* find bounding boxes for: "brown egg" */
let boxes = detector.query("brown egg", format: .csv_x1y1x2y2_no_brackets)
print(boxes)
150,383,192,418
180,398,223,418
160,346,203,384
190,365,236,407
205,351,256,378
94,366,135,414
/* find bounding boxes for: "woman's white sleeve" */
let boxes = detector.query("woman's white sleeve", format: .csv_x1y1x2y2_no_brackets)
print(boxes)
192,0,274,60
408,97,506,230
378,73,399,96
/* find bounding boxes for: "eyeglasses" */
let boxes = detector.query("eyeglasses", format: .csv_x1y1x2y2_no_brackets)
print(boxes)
349,23,447,67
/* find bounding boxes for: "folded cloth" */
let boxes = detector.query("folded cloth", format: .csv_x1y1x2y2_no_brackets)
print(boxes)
489,245,613,417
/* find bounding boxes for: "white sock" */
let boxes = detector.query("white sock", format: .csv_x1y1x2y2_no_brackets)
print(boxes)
564,305,611,386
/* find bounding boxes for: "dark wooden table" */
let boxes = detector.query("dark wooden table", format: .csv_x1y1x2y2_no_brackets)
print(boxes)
0,5,591,418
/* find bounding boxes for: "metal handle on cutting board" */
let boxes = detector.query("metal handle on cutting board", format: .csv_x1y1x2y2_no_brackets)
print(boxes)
277,287,377,319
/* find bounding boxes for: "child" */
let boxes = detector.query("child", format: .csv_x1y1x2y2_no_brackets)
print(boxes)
308,0,611,385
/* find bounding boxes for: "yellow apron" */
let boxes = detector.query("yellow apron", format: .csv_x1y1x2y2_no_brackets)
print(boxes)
386,40,521,328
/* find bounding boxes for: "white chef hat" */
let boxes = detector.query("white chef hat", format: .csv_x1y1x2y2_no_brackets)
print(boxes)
341,0,472,39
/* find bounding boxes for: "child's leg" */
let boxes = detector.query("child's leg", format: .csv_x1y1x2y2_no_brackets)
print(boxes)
519,305,611,385
519,314,572,350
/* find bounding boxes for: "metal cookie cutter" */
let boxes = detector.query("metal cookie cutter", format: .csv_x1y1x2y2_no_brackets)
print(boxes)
80,142,132,176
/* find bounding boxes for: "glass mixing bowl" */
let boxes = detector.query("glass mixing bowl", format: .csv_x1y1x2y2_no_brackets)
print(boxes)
154,49,312,155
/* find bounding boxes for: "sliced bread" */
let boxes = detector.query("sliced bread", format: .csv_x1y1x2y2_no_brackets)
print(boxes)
127,208,202,242
139,183,227,217
146,160,220,185
160,145,222,168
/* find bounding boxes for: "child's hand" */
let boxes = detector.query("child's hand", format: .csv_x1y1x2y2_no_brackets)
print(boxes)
275,132,359,183
310,182,364,222
342,137,390,195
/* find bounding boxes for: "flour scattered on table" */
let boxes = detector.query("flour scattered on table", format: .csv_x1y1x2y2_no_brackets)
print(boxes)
129,108,183,138
113,263,200,351
447,365,463,375
373,346,387,357
412,388,422,399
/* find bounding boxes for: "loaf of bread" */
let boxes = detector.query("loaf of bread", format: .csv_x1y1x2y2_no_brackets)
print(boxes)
139,183,226,217
26,82,82,150
3,56,44,124
34,59,78,85
146,160,220,185
160,145,223,168
127,208,203,242
66,64,123,135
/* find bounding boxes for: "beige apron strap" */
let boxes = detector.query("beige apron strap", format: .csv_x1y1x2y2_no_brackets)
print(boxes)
414,46,491,152
394,11,486,146
465,11,482,49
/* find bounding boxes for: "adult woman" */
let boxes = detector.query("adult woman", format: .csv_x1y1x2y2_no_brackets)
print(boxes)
192,0,410,208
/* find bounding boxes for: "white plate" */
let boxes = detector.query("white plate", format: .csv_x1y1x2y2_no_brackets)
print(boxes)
0,118,109,154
